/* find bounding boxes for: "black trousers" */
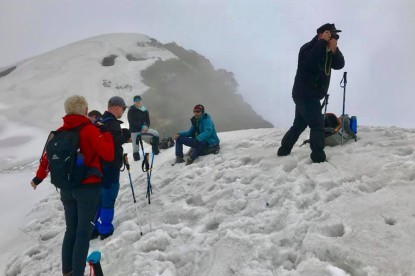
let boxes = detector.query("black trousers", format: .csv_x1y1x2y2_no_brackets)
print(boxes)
280,98,325,158
60,186,100,276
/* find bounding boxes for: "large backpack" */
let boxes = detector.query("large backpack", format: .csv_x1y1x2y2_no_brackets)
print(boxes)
159,137,175,149
45,124,89,190
324,113,357,146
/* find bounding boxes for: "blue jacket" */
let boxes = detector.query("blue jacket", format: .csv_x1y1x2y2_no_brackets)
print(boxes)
179,113,220,146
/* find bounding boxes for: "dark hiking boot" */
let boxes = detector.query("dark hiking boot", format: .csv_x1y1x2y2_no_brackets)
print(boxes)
310,151,327,163
186,157,194,166
175,157,185,164
277,146,291,156
133,152,140,161
90,229,99,240
100,232,113,240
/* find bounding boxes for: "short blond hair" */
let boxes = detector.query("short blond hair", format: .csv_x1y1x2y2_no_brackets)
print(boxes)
64,95,88,115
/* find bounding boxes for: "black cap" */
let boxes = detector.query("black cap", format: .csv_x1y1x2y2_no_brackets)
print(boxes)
317,23,342,34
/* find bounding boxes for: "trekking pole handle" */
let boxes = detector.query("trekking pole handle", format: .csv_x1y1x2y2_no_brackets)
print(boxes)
123,153,130,170
343,72,347,84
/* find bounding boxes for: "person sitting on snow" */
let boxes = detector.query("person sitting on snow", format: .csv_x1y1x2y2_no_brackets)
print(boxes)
173,104,220,165
127,95,160,161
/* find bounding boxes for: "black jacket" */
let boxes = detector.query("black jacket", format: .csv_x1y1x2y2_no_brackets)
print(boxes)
292,36,345,100
99,111,129,169
127,105,150,132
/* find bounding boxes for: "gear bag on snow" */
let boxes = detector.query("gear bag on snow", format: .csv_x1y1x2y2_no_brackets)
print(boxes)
323,113,357,146
44,123,96,190
159,137,175,149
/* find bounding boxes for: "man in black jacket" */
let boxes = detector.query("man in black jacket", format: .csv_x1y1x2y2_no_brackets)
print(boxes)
92,96,131,240
277,23,345,163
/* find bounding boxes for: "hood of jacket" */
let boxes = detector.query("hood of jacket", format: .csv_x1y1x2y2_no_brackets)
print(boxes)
59,114,92,130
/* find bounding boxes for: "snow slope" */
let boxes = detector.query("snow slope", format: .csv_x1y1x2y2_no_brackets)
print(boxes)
0,33,176,131
3,126,415,276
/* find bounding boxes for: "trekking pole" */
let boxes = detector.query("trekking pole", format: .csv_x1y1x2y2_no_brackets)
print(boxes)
142,153,153,204
123,153,136,203
323,94,329,120
340,72,347,146
137,135,153,232
123,153,144,235
87,251,104,276
137,135,153,204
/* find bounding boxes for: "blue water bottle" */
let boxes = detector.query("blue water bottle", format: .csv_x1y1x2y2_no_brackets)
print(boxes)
76,153,84,166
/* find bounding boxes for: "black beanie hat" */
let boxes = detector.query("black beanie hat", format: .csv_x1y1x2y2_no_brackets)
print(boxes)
193,104,205,113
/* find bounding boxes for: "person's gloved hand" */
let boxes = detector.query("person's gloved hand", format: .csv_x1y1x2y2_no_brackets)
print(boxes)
96,123,108,133
141,126,148,134
122,128,131,140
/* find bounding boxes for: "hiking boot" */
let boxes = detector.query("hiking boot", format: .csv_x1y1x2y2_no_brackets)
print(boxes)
90,229,99,240
277,146,291,156
133,152,140,161
100,232,113,240
175,156,185,164
185,157,194,166
310,151,327,163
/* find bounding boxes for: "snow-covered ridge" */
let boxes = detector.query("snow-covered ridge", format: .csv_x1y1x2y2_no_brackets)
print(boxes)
5,126,415,276
0,33,177,129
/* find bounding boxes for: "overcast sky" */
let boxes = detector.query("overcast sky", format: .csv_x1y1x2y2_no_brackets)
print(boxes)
1,0,414,128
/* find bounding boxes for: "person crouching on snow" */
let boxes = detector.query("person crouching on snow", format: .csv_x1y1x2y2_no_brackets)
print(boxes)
173,104,220,166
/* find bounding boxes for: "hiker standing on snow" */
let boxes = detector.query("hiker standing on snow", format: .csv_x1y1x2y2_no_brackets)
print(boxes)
173,104,220,165
277,23,345,163
92,96,131,240
30,95,114,276
127,95,160,161
87,110,102,123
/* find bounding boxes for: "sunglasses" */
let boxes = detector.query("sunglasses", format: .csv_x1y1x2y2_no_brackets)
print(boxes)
193,110,202,114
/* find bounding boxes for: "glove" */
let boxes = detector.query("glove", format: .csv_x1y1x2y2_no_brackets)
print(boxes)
96,123,109,133
141,126,148,134
122,128,131,140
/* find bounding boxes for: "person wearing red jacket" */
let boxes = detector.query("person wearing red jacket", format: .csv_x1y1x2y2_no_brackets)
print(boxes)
30,95,114,276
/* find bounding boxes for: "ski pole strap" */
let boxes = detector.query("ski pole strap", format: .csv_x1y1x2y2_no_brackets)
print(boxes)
142,153,150,172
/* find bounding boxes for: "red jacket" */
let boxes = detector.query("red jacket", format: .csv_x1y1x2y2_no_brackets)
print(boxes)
34,115,114,186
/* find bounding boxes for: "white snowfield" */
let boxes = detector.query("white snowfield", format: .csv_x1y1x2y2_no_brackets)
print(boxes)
2,126,415,276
